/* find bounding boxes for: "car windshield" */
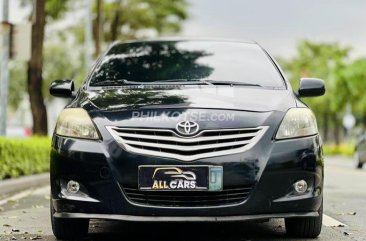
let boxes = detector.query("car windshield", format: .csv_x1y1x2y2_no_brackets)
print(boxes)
89,40,285,88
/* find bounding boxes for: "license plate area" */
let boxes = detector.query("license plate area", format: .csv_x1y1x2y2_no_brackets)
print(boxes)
138,165,223,191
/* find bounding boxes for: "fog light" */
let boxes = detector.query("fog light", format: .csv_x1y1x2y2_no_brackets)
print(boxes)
66,180,80,194
294,180,308,193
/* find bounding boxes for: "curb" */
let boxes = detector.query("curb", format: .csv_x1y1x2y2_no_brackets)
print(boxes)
0,173,49,197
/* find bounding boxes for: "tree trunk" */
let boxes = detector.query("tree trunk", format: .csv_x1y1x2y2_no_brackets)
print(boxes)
27,0,48,135
110,9,120,41
94,0,103,56
110,0,123,41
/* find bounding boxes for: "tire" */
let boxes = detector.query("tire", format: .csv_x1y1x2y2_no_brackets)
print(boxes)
50,200,89,240
285,201,323,238
354,151,363,169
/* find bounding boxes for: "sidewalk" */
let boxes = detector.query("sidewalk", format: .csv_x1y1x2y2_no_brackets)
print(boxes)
0,173,49,197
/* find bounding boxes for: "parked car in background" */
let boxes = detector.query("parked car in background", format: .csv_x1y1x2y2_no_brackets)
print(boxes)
6,125,32,137
49,39,325,240
354,133,366,169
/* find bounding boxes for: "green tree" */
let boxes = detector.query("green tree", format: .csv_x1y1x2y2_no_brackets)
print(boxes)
14,0,188,135
94,0,103,56
9,61,27,110
98,0,188,44
337,59,366,127
281,40,351,144
24,0,71,135
9,37,84,109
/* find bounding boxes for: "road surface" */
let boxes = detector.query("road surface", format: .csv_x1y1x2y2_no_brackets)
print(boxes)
0,156,365,241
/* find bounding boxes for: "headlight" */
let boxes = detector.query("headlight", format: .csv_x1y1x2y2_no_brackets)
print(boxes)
275,108,318,140
55,108,99,139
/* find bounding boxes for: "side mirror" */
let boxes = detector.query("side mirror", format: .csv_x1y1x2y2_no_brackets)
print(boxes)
49,80,75,98
298,78,325,97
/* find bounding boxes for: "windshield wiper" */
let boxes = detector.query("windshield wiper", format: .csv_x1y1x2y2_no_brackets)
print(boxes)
93,79,214,86
152,79,213,85
158,79,262,87
205,80,262,87
91,79,130,86
91,79,261,87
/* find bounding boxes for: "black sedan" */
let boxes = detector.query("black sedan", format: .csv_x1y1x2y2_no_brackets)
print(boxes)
49,39,325,240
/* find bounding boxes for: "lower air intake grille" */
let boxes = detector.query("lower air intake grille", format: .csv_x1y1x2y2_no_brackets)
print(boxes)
122,186,254,207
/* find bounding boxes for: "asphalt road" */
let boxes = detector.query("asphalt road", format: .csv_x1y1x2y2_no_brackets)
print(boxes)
0,156,365,241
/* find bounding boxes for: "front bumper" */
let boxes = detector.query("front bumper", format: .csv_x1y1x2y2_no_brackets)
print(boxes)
54,211,319,222
50,133,323,219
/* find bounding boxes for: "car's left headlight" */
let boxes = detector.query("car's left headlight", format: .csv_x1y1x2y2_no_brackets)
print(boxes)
275,108,318,140
55,108,100,139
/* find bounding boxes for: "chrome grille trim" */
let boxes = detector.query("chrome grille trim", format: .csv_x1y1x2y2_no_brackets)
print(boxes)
106,126,269,161
110,131,259,143
123,139,252,151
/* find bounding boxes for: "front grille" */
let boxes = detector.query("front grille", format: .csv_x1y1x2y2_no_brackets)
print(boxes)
106,126,268,161
123,186,254,207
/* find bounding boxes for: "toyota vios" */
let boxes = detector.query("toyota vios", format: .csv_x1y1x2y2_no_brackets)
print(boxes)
49,39,325,240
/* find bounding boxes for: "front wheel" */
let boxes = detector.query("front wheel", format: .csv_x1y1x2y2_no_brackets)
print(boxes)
50,200,89,240
354,151,363,169
285,201,323,238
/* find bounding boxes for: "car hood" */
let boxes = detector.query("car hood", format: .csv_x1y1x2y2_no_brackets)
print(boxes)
77,86,295,112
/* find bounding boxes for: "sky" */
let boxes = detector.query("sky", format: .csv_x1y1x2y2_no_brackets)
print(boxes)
2,0,366,59
180,0,366,58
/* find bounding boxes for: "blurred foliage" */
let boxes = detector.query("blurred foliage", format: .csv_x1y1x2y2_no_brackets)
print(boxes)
9,61,27,110
337,59,366,126
9,0,189,111
43,41,85,99
323,144,354,157
21,0,71,21
0,137,50,180
45,0,71,20
102,0,188,41
8,37,84,109
68,0,189,45
280,40,352,143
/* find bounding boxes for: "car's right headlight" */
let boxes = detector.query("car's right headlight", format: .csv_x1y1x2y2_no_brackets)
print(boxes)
275,108,318,140
55,108,100,139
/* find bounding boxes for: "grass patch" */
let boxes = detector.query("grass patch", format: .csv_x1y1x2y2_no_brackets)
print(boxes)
323,144,355,157
0,137,51,180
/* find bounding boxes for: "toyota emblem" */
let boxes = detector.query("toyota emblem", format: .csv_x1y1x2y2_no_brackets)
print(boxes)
176,121,200,136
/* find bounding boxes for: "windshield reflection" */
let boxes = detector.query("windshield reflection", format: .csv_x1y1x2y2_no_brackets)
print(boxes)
89,40,284,88
92,41,214,84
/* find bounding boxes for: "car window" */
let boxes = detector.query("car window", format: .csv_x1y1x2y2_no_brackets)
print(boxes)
89,41,285,88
